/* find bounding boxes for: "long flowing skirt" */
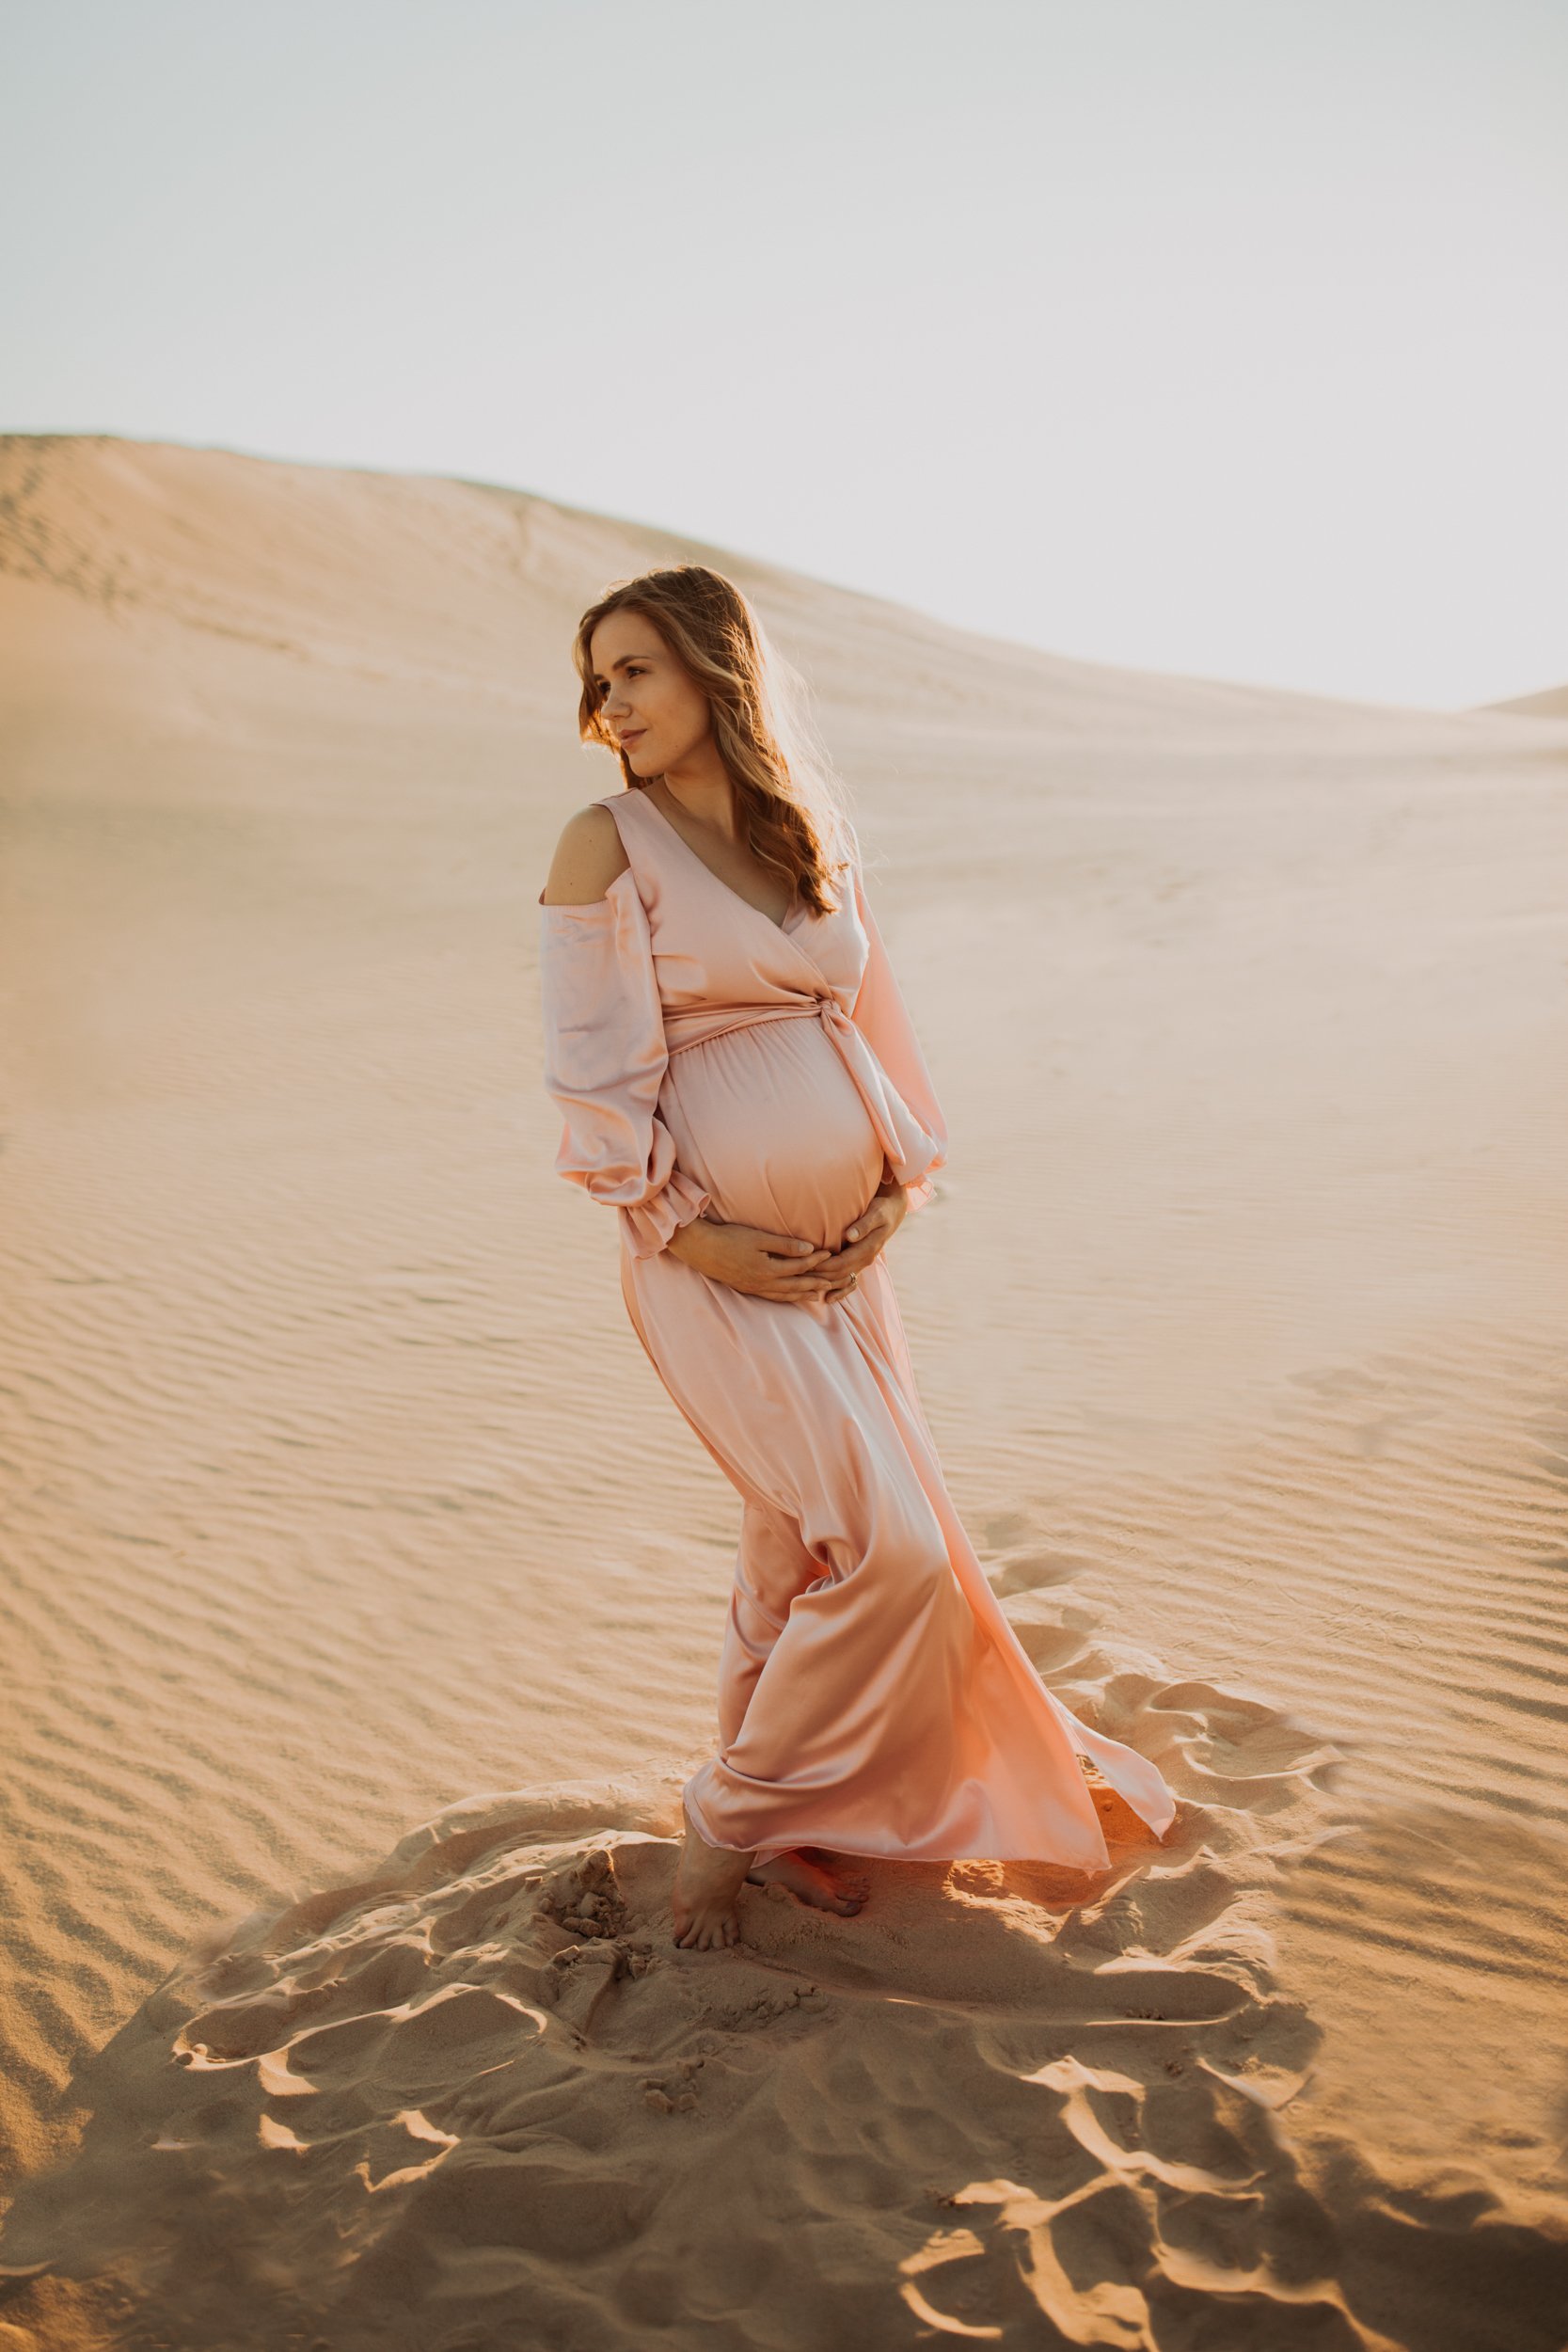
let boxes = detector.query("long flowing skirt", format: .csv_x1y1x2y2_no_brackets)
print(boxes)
620,1010,1176,1872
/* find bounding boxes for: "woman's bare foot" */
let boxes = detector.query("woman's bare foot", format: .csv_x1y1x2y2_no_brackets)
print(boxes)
746,1849,870,1915
672,1803,756,1951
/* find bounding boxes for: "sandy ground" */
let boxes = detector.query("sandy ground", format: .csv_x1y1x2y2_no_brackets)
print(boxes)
0,433,1565,2349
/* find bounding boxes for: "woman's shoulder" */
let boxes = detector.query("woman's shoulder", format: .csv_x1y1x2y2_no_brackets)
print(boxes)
539,800,632,908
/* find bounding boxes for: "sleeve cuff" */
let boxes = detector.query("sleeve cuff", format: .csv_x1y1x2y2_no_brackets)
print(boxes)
879,1158,940,1216
620,1165,713,1259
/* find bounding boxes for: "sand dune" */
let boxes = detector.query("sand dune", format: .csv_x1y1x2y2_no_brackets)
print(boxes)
1,434,1565,2348
1481,684,1568,721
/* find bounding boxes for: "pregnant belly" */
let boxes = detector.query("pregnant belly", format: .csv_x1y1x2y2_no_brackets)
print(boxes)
658,1013,886,1249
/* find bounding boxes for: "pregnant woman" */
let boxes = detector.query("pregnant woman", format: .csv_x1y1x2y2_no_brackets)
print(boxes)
538,564,1177,1951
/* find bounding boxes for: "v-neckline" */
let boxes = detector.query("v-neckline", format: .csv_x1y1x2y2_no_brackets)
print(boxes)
633,788,804,936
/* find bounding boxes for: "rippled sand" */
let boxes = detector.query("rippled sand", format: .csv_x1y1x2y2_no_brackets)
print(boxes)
1,434,1564,2348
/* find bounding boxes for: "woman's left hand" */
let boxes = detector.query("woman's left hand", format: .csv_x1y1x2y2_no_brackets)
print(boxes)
815,1177,909,1305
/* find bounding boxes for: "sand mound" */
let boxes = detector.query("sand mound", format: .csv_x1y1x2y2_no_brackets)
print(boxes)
5,1604,1563,2350
1481,682,1568,720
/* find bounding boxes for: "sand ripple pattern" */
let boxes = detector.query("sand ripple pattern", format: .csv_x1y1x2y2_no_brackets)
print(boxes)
4,1621,1565,2351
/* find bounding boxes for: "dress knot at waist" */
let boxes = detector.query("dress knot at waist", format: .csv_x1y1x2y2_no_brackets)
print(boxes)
664,999,831,1057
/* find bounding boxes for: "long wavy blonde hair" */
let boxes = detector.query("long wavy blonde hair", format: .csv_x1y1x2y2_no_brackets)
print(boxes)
573,565,858,918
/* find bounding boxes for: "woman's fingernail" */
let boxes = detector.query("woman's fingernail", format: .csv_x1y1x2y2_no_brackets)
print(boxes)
847,1228,858,1242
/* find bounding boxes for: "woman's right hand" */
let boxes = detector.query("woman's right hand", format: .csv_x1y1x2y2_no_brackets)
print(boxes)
665,1215,838,1303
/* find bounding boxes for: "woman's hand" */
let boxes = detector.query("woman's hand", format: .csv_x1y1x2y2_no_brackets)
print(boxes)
664,1171,911,1307
813,1175,911,1304
665,1215,842,1303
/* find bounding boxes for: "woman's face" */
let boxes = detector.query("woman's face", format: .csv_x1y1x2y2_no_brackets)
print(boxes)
588,611,711,775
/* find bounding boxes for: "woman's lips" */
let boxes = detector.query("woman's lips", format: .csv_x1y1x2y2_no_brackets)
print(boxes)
619,730,645,749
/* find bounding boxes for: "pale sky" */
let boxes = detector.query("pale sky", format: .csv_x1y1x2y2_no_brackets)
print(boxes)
5,0,1564,710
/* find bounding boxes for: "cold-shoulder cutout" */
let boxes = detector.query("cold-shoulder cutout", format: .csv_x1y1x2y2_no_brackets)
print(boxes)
539,801,631,909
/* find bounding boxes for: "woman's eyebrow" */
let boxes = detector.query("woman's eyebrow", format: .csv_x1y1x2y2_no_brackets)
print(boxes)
592,650,661,681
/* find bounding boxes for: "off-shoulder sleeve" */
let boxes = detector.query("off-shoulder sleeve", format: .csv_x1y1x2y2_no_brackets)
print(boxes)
848,866,948,1214
537,873,712,1258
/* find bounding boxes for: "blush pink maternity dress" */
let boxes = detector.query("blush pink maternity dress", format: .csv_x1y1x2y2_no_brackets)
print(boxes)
538,785,1177,1872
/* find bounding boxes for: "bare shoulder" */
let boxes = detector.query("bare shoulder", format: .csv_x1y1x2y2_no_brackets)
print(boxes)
541,802,630,905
